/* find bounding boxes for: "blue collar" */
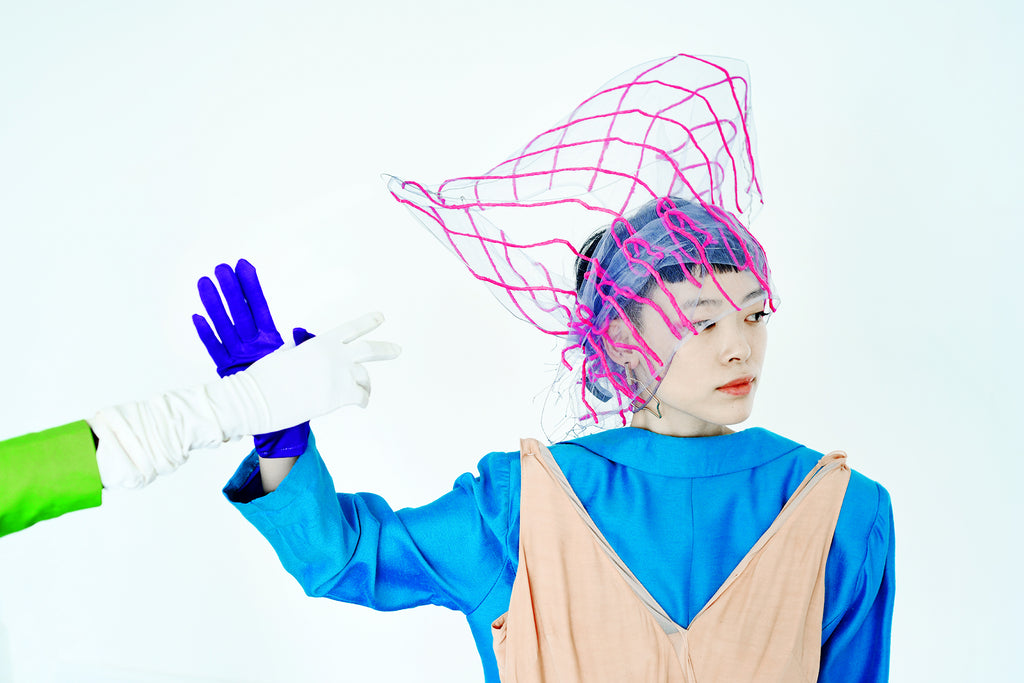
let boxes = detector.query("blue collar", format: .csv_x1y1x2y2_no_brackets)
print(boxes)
560,427,806,478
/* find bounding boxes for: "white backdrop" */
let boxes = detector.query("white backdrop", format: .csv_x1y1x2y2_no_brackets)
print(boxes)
1,1,1021,681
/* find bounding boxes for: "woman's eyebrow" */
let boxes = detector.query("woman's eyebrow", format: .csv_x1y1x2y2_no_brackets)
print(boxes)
681,288,765,309
741,288,767,305
678,297,720,309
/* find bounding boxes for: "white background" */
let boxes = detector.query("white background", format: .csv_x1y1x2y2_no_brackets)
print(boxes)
0,1,1021,681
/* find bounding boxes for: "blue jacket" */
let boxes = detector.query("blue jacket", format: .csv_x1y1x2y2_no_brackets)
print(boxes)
225,427,894,682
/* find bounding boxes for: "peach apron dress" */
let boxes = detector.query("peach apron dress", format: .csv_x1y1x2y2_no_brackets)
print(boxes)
492,438,851,682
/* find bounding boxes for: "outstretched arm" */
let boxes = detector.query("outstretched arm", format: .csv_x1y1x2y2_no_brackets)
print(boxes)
2,261,399,534
225,438,516,619
88,314,399,490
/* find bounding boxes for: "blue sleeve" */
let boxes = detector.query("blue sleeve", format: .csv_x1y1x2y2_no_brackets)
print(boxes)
223,433,515,614
819,481,895,682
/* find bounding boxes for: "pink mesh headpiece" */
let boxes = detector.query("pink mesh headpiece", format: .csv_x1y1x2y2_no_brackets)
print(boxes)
387,54,776,435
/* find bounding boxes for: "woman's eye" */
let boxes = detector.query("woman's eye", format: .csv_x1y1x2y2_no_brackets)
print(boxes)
694,320,715,333
746,311,771,323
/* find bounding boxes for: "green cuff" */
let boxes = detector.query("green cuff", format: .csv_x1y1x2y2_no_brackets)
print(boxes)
0,420,103,538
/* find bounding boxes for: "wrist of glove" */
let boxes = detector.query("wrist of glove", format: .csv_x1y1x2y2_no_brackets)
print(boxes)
251,326,315,459
254,422,309,459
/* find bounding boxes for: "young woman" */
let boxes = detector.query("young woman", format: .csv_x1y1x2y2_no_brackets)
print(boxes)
206,55,894,682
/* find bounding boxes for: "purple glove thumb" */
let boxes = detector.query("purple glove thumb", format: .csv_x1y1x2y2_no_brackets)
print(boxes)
293,327,315,345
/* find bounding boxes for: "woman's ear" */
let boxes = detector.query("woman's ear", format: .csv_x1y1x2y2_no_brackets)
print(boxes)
603,317,642,367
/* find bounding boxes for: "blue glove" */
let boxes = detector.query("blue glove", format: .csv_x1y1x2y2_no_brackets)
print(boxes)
192,259,310,459
193,259,284,378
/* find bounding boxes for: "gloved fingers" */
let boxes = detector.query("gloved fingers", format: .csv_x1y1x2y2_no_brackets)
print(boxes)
192,314,232,370
353,389,370,409
329,312,386,344
347,340,402,364
197,275,242,350
351,364,371,392
292,327,316,345
351,364,371,408
214,263,258,341
235,259,279,337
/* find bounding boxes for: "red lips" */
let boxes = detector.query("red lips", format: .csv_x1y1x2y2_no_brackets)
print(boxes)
717,376,755,396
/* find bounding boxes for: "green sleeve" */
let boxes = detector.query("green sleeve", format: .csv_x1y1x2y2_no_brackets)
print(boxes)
0,420,103,538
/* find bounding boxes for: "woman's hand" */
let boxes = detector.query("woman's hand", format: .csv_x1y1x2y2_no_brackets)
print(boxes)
193,258,285,378
192,259,310,458
243,312,401,427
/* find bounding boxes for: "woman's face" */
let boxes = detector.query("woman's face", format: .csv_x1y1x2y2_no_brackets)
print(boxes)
629,270,770,437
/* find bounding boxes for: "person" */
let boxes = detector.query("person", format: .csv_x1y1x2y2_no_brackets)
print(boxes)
0,279,400,538
212,54,895,682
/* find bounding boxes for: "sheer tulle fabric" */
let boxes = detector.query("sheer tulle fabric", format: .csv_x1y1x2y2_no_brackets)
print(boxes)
387,54,775,435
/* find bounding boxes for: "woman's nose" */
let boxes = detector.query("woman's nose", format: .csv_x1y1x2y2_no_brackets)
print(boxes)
719,319,751,363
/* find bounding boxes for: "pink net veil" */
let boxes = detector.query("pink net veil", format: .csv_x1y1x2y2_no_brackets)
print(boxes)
386,54,776,437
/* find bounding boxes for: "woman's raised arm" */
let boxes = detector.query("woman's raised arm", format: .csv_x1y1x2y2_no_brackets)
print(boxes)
190,259,399,492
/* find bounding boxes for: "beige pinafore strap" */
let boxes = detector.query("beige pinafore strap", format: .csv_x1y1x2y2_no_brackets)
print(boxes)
527,440,683,638
684,452,850,681
689,450,849,625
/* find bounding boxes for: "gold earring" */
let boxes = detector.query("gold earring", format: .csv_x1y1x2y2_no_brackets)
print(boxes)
645,394,663,419
626,366,663,419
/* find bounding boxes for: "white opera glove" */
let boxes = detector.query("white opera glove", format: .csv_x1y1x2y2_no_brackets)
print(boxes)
243,312,401,432
89,313,400,489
